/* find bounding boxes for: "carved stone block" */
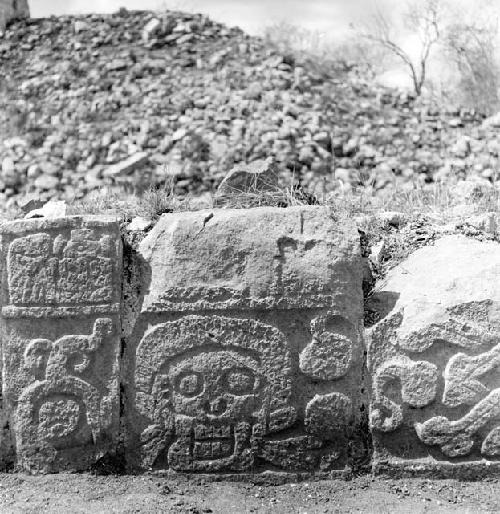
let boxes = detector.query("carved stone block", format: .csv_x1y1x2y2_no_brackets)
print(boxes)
368,235,500,477
1,217,121,318
0,217,122,472
125,206,366,476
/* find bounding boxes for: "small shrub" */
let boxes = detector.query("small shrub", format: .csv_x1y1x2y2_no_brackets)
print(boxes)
137,182,177,220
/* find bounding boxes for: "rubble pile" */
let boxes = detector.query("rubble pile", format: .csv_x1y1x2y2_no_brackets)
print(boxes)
0,9,497,207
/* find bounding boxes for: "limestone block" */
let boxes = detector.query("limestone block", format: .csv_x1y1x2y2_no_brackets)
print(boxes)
137,206,361,312
0,216,122,472
126,206,366,476
1,216,121,318
368,235,500,477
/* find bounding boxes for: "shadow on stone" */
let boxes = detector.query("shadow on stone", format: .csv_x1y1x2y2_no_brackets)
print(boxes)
364,291,400,328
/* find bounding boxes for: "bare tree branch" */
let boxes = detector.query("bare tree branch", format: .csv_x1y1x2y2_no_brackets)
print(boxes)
360,0,444,95
444,11,500,113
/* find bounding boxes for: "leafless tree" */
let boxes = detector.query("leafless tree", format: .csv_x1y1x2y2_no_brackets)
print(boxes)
445,16,500,113
361,0,444,95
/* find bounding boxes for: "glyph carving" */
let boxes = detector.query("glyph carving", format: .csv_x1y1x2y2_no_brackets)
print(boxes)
371,357,438,433
398,317,495,353
414,333,500,458
7,229,116,307
482,426,500,456
416,389,500,457
300,314,356,380
15,319,114,466
304,392,353,440
442,342,500,408
0,216,122,472
370,294,500,470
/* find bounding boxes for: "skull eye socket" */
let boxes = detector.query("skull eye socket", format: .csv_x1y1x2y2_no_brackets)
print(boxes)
225,368,255,395
176,372,203,398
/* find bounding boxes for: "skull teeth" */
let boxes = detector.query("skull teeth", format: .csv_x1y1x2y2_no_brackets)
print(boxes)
192,423,235,460
194,423,232,439
194,439,234,460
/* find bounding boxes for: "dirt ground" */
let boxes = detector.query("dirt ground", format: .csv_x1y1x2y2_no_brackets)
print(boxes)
0,473,499,513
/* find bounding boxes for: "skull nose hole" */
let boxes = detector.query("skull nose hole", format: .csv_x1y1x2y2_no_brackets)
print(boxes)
205,397,227,415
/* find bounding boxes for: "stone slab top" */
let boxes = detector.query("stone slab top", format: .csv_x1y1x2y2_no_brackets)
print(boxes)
369,234,500,358
0,215,121,236
138,206,363,314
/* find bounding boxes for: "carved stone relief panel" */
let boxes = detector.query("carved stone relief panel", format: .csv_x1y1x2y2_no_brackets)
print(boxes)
129,312,364,475
0,217,121,472
126,206,366,476
368,236,500,477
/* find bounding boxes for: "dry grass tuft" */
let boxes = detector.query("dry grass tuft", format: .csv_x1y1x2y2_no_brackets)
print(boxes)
213,182,319,209
68,179,214,220
67,189,142,219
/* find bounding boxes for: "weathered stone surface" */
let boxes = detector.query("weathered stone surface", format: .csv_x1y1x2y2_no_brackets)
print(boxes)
17,194,44,214
125,206,366,475
25,200,68,219
142,18,161,42
103,152,149,178
1,216,122,317
368,235,500,477
137,206,361,312
0,207,367,476
0,216,122,472
127,216,153,232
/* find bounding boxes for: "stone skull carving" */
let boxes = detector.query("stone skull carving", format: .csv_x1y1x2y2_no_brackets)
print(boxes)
135,315,297,472
166,349,265,470
168,350,263,420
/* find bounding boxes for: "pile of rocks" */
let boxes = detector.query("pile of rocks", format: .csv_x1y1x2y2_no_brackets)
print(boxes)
0,9,496,208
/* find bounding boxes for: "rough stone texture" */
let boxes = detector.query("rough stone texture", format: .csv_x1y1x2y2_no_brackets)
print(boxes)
137,206,360,312
24,200,68,219
125,206,366,475
0,216,122,472
368,235,500,477
0,9,491,211
0,0,29,33
1,216,121,318
0,207,368,476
